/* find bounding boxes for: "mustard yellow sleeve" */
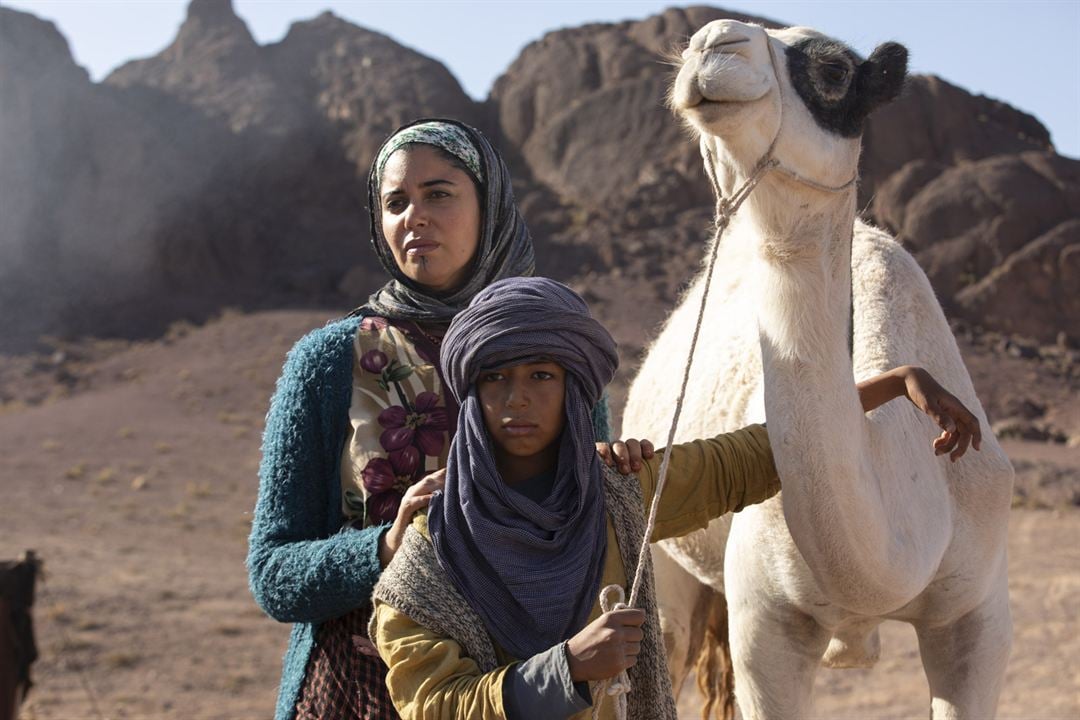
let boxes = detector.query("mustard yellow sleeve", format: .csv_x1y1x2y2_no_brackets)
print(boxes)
638,423,780,542
372,600,513,720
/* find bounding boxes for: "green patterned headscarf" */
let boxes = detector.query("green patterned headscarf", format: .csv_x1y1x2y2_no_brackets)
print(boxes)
363,118,534,323
374,121,484,186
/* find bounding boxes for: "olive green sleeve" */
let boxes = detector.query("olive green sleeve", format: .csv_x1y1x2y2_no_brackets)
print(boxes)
638,424,780,542
372,601,513,720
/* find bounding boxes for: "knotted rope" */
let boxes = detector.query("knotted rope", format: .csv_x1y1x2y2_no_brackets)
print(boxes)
589,36,857,720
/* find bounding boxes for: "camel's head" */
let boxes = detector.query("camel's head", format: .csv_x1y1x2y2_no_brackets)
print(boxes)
672,20,907,199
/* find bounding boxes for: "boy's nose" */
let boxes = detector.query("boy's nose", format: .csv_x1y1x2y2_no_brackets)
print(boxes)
505,383,529,408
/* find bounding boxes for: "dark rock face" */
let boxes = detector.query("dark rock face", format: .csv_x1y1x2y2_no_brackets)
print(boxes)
491,6,780,215
860,75,1052,209
957,218,1080,343
0,6,228,343
0,0,479,349
874,152,1080,342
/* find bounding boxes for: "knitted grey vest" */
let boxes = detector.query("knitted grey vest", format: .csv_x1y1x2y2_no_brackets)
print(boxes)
371,465,677,720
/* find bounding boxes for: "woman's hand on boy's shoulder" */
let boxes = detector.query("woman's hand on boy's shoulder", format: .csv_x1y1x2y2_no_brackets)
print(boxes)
378,469,446,567
596,439,655,475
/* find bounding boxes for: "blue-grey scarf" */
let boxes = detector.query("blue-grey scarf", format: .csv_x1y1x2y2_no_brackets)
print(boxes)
429,277,618,659
364,118,534,322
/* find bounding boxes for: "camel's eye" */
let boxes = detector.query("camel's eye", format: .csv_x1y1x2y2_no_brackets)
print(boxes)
820,61,849,86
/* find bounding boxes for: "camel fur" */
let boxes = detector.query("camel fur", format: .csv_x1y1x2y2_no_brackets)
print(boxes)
622,20,1014,720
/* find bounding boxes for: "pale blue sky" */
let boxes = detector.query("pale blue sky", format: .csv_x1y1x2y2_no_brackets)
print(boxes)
5,0,1079,157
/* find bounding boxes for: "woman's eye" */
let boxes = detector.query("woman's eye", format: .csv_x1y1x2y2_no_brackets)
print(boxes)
480,372,503,383
533,371,554,380
428,190,450,200
385,199,405,212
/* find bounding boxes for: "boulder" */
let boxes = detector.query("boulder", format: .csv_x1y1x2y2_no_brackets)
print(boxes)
886,152,1080,320
957,219,1080,343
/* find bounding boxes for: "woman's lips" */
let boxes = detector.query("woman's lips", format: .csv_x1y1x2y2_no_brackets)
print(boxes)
404,238,439,257
501,422,538,436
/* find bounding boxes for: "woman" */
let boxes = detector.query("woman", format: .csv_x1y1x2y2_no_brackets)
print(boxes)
246,119,635,720
370,277,982,720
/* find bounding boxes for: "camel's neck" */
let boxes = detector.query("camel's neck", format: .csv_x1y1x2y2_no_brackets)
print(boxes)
748,183,936,612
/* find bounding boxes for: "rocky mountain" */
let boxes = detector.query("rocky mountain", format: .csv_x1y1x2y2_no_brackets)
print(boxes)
1,0,479,348
1,0,1076,359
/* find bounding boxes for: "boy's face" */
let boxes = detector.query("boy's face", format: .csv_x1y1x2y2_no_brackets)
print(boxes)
477,361,567,470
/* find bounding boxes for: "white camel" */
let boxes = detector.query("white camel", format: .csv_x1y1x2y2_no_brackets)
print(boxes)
622,20,1015,719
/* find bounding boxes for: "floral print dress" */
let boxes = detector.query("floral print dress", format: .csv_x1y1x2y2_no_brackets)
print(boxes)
294,314,455,720
341,314,455,527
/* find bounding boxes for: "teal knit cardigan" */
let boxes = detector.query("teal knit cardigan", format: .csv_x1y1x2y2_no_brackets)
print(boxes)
247,315,612,720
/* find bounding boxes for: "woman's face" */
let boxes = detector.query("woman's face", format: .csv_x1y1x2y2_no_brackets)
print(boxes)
379,145,481,294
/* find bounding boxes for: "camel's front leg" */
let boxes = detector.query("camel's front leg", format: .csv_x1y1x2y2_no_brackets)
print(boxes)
915,566,1012,720
727,593,831,719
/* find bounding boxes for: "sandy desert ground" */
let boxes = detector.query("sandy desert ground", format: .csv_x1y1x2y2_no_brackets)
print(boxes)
2,309,1077,719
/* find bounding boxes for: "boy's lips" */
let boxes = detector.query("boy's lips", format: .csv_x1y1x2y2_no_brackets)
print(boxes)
501,421,539,436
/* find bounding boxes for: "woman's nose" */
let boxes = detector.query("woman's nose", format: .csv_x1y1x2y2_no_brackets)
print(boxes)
403,200,427,229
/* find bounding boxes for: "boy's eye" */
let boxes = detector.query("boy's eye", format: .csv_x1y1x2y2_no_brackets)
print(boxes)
479,372,504,383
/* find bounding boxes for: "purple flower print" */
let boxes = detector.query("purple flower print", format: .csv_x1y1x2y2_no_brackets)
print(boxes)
377,391,448,458
360,458,397,494
368,490,403,524
360,448,420,494
360,349,389,374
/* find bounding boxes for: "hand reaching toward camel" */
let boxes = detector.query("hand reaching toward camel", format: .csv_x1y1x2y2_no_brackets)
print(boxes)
857,365,981,462
901,366,982,462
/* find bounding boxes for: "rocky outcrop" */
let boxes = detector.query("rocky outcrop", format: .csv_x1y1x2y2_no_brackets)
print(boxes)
0,0,479,349
957,218,1080,343
108,2,479,168
860,75,1053,209
872,152,1080,343
0,6,228,344
491,6,780,216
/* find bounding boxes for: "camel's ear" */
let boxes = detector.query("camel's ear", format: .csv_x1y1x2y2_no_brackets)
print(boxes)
856,42,908,114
